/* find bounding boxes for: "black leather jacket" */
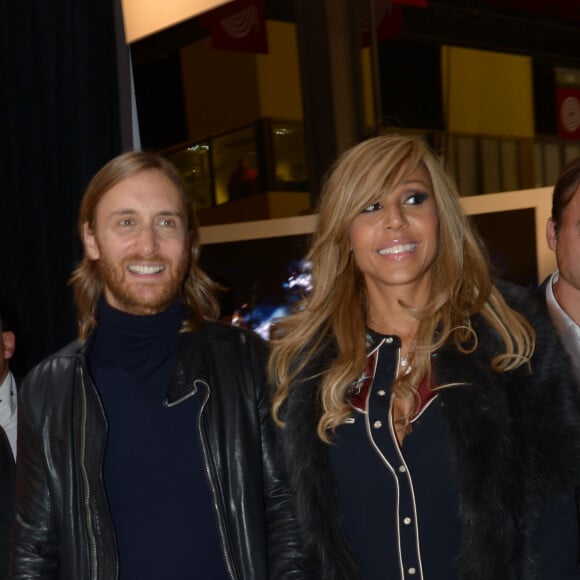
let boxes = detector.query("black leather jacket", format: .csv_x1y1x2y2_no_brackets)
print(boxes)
10,321,307,579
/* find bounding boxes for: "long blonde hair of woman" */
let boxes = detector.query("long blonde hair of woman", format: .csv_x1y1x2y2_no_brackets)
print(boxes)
269,135,535,442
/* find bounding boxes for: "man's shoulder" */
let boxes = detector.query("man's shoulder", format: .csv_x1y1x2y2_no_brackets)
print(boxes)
34,338,84,366
186,320,266,351
180,320,268,367
22,338,84,388
174,322,269,398
492,277,565,355
202,320,264,342
494,278,547,317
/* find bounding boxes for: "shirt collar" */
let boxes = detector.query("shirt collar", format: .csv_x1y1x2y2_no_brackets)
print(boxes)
546,271,578,333
546,270,580,385
0,371,17,417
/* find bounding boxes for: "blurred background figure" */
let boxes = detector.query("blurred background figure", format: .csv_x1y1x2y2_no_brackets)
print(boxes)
0,311,17,580
0,314,16,460
544,155,580,386
227,156,258,201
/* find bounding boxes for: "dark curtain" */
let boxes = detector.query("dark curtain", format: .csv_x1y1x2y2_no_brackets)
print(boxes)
0,0,122,376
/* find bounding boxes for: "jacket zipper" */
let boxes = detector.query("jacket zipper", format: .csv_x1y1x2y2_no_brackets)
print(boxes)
194,379,237,580
79,366,99,580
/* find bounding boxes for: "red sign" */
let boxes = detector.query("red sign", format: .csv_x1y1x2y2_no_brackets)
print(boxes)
360,1,403,47
202,0,268,54
556,86,580,140
392,0,428,5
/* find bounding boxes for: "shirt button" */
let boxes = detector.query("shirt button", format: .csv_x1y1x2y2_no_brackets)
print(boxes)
377,389,386,397
373,420,382,429
386,337,393,343
398,465,406,473
403,517,412,525
408,568,417,575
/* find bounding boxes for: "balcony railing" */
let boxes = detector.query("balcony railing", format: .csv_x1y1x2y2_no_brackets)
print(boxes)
160,120,580,225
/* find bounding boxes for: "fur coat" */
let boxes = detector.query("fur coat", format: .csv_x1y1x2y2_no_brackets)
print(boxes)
280,283,580,580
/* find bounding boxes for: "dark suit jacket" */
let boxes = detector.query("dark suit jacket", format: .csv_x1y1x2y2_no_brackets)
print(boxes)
0,422,16,579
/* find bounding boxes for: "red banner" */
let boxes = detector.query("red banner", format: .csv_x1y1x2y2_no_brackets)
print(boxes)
360,1,403,47
392,0,428,6
556,86,580,140
202,0,268,54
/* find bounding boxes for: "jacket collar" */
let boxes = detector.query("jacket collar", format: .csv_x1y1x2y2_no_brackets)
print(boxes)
82,322,210,406
165,323,210,405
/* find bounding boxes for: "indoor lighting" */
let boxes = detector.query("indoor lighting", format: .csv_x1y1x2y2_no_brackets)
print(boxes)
121,0,234,44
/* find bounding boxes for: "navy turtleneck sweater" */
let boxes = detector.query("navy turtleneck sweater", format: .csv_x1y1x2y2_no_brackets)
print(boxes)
89,299,228,580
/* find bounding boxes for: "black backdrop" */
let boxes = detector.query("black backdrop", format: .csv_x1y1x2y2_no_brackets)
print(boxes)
0,1,122,376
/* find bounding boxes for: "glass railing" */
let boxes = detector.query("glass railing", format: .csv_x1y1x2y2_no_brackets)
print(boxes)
160,121,580,222
160,119,308,212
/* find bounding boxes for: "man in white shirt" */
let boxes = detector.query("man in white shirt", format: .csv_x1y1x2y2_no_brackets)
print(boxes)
0,313,16,579
0,315,16,460
545,155,580,386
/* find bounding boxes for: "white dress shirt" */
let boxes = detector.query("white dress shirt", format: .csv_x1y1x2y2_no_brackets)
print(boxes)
0,370,17,459
545,270,580,388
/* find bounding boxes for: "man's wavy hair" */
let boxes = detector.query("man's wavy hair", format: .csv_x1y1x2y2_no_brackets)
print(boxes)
69,151,220,340
269,134,535,441
551,155,580,230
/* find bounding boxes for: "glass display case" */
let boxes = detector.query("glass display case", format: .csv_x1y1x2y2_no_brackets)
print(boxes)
163,142,213,209
160,118,310,214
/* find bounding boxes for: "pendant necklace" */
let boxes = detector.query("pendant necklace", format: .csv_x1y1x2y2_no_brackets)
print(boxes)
399,351,413,376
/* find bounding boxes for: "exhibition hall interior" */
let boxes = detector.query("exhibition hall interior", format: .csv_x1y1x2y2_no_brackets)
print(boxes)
125,0,580,336
1,0,579,370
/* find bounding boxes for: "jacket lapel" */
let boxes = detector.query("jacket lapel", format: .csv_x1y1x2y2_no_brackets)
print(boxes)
165,326,210,406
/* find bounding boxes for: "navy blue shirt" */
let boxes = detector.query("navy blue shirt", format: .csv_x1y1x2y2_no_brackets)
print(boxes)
328,333,461,579
89,299,228,580
328,331,580,579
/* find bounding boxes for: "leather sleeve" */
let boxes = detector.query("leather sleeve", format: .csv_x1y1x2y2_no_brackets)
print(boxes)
201,325,314,580
247,346,311,578
9,361,62,579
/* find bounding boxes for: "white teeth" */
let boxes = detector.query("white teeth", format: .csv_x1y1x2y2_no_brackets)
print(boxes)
128,265,164,275
378,243,416,255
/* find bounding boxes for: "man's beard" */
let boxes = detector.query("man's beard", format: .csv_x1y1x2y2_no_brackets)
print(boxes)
97,252,190,315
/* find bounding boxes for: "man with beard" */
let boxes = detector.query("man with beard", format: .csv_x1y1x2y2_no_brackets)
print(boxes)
10,152,308,580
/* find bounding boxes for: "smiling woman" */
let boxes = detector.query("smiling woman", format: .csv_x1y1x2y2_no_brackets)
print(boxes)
349,164,439,328
269,134,580,580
